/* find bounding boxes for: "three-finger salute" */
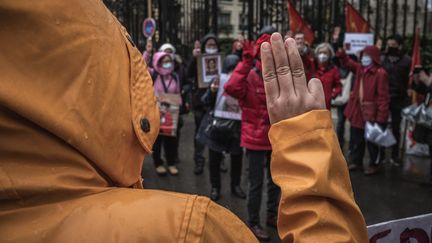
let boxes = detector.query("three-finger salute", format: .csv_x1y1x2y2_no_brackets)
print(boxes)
260,33,325,124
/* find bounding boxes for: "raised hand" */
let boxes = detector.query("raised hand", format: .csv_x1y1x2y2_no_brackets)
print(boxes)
146,39,153,53
260,33,325,124
241,39,255,64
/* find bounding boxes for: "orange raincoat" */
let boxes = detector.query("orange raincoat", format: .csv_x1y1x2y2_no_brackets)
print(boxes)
0,1,368,242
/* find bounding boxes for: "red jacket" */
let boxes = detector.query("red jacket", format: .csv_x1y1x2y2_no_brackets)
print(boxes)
224,61,271,151
301,52,316,81
315,64,342,109
338,47,390,129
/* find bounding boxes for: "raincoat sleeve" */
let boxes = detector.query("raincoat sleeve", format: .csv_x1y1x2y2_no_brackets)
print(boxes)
269,110,368,243
375,69,390,124
201,201,259,242
224,61,252,100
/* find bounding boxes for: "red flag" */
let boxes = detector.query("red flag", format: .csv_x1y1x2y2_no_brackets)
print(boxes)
345,2,369,33
410,27,422,81
287,0,314,45
410,28,423,103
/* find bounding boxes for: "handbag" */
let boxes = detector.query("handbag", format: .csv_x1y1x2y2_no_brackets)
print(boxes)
204,111,237,142
358,77,377,122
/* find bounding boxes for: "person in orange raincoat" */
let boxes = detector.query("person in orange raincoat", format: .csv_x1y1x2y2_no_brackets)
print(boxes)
0,1,368,242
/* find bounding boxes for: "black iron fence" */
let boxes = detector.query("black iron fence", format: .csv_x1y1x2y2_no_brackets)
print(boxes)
103,0,431,61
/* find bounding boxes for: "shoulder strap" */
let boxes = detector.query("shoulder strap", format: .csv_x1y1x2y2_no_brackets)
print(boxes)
151,71,159,84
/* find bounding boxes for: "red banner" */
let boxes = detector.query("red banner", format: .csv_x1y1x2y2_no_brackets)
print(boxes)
410,28,423,103
345,2,370,33
287,0,314,45
410,27,422,79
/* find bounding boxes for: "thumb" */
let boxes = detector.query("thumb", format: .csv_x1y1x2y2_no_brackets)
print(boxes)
307,78,326,108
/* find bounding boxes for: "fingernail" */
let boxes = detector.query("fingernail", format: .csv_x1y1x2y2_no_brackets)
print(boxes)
271,33,281,41
261,42,270,51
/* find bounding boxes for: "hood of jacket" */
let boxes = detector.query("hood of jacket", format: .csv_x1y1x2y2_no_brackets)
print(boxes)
361,45,381,65
152,51,174,75
200,33,219,53
0,0,160,208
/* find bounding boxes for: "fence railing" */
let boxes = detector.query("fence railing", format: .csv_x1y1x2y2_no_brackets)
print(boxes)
103,0,431,60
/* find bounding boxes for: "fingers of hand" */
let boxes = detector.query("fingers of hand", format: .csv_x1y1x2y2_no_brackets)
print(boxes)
261,42,280,103
285,38,307,92
270,33,294,96
307,78,326,109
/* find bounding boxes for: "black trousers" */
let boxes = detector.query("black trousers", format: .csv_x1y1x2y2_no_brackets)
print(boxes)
336,105,347,149
349,126,384,167
193,109,206,165
152,135,178,166
246,149,280,226
390,104,402,160
208,149,242,189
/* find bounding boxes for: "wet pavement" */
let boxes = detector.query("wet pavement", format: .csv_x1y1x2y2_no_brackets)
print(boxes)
141,112,432,242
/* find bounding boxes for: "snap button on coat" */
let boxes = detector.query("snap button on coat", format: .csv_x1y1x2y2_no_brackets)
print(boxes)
140,118,151,133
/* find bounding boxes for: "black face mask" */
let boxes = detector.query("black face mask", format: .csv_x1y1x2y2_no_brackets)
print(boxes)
387,47,400,56
234,49,243,58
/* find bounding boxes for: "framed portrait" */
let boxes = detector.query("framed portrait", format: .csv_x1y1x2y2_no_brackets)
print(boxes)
197,54,222,88
156,93,182,137
213,73,242,120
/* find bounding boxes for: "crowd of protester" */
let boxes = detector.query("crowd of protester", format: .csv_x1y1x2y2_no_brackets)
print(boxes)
143,26,431,241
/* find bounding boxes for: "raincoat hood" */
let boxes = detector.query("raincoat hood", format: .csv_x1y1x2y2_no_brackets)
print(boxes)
361,45,381,65
152,51,174,75
0,0,160,205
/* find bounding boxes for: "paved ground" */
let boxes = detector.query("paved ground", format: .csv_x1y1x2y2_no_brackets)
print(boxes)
141,112,432,242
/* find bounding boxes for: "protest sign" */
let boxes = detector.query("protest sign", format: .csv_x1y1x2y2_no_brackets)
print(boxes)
214,73,241,120
156,93,182,137
367,213,432,243
344,33,374,54
197,54,222,88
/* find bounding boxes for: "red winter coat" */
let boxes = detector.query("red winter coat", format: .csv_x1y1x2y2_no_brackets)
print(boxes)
224,61,271,151
315,64,342,109
301,51,316,81
338,46,390,129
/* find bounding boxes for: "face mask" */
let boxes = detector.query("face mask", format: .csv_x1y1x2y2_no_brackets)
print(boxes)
162,62,172,69
205,47,218,54
387,47,400,56
361,56,373,67
317,53,329,63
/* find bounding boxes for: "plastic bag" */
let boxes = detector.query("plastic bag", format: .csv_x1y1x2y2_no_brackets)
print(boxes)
364,122,397,147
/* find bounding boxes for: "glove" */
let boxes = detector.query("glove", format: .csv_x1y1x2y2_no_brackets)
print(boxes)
241,40,255,64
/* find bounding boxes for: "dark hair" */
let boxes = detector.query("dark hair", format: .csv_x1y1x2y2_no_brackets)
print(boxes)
258,25,277,38
222,54,240,73
160,102,170,108
387,34,404,45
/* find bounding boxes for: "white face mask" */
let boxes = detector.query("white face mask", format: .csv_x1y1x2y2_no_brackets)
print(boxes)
361,56,373,67
162,62,173,69
317,53,329,63
205,47,218,54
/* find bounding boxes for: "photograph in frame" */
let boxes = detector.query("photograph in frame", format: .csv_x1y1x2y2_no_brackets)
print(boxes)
156,93,182,137
197,54,222,88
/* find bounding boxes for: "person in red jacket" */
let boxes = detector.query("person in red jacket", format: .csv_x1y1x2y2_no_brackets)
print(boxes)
337,46,390,175
294,32,316,80
314,42,342,109
224,28,280,241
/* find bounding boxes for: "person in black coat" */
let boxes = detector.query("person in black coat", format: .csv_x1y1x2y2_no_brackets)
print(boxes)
196,54,246,201
381,34,412,163
186,33,220,175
